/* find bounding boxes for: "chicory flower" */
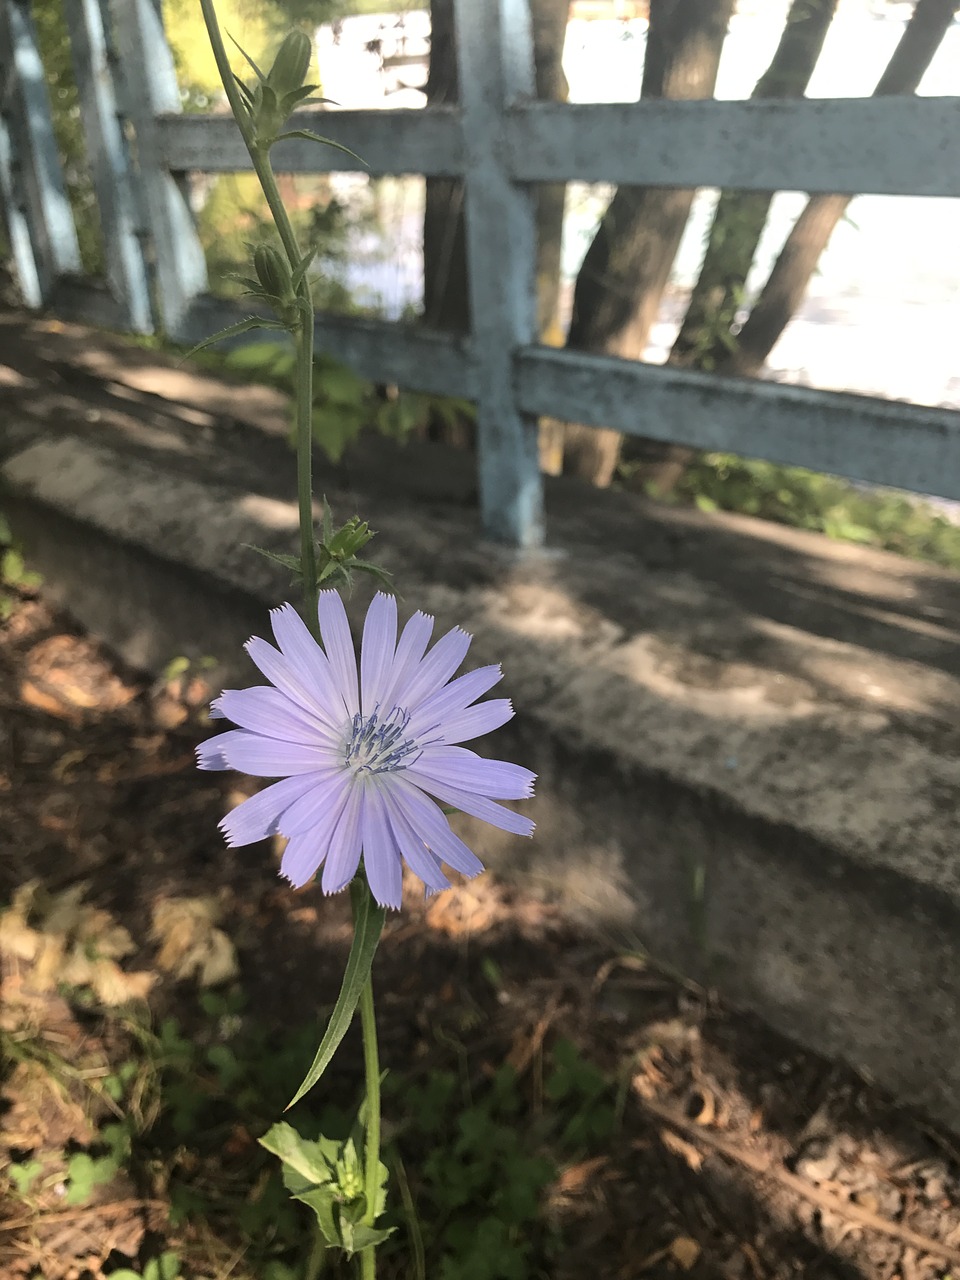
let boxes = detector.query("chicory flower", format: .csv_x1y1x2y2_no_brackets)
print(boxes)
198,591,535,908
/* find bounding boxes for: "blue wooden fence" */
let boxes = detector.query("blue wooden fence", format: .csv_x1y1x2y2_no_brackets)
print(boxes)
2,0,960,547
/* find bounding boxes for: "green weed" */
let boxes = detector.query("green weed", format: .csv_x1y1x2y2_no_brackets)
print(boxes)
197,339,474,464
667,452,960,571
0,512,41,619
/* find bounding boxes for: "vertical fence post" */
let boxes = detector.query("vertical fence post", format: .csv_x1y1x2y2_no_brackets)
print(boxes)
453,0,544,549
0,102,42,307
110,0,206,338
0,0,81,303
62,0,153,333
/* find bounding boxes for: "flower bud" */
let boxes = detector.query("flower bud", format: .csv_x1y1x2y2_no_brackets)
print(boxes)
254,244,294,302
267,31,312,96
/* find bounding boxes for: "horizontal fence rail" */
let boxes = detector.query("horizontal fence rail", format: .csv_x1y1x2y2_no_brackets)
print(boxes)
507,98,960,197
159,97,960,197
181,296,478,401
157,107,464,177
3,0,960,547
517,348,960,503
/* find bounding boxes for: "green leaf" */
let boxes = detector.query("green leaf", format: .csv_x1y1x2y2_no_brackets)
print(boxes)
290,1183,340,1246
143,1252,181,1280
311,403,365,463
287,880,386,1107
162,655,190,681
339,1221,395,1257
64,1151,119,1205
272,129,366,166
290,247,317,292
179,316,287,363
224,340,294,379
228,33,267,84
8,1158,43,1195
278,84,320,114
244,544,303,576
319,362,367,407
259,1122,337,1186
1,547,23,583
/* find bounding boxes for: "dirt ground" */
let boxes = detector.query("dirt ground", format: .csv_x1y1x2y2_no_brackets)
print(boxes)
3,584,960,1280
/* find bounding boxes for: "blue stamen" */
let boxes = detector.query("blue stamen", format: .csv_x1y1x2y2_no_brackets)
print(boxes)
344,705,420,775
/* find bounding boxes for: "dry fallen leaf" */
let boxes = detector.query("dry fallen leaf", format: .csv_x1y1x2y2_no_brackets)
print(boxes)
151,896,238,986
669,1236,701,1270
659,1127,704,1173
0,879,155,1005
555,1156,610,1196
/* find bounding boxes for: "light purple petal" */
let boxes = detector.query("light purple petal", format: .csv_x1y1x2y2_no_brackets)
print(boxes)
197,735,230,770
321,782,364,894
270,604,351,725
247,635,341,726
378,611,434,712
407,665,503,736
381,787,451,895
359,785,403,909
386,775,485,877
403,768,535,838
414,747,535,799
280,775,354,887
437,699,514,744
200,728,333,777
317,591,359,717
360,592,399,717
220,774,318,846
214,687,337,746
279,769,352,835
394,626,472,712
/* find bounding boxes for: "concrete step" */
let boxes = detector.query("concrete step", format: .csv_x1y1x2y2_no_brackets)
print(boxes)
4,310,960,1126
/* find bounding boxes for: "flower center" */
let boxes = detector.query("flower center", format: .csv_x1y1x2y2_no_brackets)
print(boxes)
343,706,421,776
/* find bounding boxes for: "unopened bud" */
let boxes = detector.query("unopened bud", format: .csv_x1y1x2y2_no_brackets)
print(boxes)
267,31,312,96
254,244,293,302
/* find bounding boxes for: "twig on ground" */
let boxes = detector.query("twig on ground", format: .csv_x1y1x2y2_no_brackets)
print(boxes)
641,1098,960,1268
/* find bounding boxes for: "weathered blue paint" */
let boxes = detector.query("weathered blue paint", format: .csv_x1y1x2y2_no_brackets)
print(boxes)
507,98,960,197
0,109,42,307
63,0,153,332
110,0,206,337
517,347,960,503
158,107,464,178
454,0,543,548
0,0,81,300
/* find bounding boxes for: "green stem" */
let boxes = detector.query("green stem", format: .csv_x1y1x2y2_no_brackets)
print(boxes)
198,0,318,623
357,891,382,1280
295,301,318,626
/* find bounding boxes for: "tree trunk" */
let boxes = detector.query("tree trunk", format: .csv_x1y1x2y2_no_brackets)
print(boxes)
723,0,959,380
530,0,571,476
561,0,735,487
670,0,839,372
423,0,569,338
423,0,468,333
531,0,569,338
